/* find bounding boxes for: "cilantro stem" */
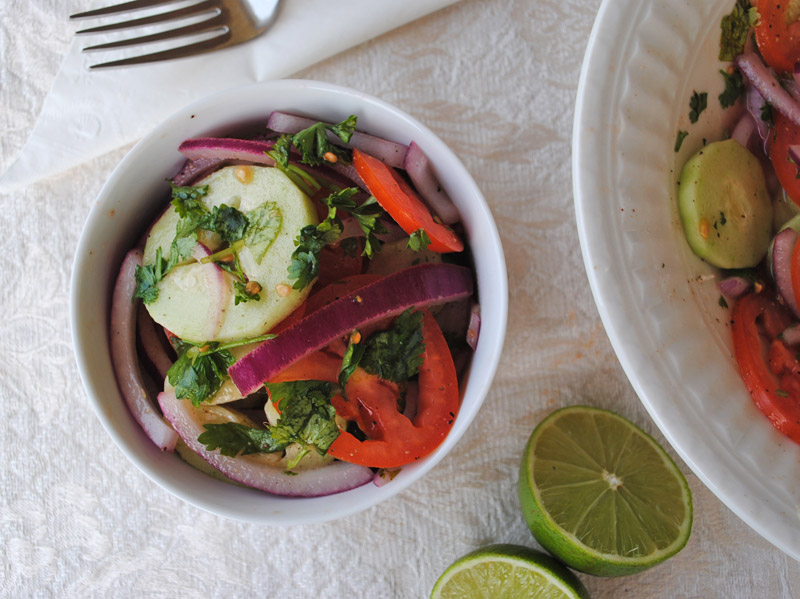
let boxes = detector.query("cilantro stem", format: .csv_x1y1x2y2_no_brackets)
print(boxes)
197,334,276,356
201,240,245,264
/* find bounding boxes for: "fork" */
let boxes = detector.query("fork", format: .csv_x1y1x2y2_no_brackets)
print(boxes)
70,0,281,69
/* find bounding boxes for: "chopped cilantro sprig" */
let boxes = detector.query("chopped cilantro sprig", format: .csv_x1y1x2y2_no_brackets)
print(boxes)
288,188,388,290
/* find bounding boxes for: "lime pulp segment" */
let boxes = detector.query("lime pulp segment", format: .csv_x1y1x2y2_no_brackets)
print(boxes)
519,406,692,577
430,544,588,599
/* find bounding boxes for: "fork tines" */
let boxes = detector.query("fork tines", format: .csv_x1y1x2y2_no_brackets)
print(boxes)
70,0,274,69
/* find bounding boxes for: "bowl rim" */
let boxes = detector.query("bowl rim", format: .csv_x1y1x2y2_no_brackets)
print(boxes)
572,0,800,560
70,78,508,524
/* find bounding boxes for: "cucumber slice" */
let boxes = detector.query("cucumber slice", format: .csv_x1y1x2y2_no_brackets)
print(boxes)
143,166,318,342
678,139,772,269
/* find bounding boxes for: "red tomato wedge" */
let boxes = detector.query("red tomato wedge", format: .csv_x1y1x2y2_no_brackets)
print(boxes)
768,113,800,205
268,309,460,468
754,0,800,74
327,309,460,468
732,292,800,443
352,148,464,253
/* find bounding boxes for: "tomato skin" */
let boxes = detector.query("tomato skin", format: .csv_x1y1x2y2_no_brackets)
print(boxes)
352,149,464,253
768,113,800,205
732,292,800,443
754,0,800,73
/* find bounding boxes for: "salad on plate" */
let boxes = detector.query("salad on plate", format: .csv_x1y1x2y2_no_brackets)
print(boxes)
677,0,800,446
109,111,480,497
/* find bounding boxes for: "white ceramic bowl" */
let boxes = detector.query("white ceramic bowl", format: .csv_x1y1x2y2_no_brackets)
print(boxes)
71,79,507,524
574,0,800,559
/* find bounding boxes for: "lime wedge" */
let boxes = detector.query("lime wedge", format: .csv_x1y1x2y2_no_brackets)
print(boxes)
518,406,692,577
430,544,589,599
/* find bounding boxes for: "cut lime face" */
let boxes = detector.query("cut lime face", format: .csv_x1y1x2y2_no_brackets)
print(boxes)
430,544,589,599
518,406,692,577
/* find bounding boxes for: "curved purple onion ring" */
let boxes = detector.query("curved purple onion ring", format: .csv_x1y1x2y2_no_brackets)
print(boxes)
158,391,373,497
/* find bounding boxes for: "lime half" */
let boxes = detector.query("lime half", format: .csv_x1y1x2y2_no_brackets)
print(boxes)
430,544,589,599
518,406,692,577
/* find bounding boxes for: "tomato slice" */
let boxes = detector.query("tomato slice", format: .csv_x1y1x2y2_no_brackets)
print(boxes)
352,149,464,253
268,308,460,468
754,0,800,73
327,309,460,467
732,292,800,443
768,112,800,204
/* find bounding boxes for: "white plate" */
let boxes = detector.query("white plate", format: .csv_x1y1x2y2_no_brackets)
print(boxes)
573,0,800,559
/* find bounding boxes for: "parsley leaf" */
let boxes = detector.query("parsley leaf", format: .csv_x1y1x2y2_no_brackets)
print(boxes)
360,309,426,383
719,69,745,108
407,229,432,252
167,343,235,406
719,0,754,61
198,422,288,457
689,91,708,124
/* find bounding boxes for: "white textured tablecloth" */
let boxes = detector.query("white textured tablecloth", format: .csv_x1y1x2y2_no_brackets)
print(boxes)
2,0,799,597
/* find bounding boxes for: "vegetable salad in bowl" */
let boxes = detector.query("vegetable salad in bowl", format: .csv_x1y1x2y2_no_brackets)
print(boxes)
677,1,800,445
71,80,507,523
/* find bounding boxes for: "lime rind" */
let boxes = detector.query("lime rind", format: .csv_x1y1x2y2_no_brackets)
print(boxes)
519,406,693,577
430,544,589,599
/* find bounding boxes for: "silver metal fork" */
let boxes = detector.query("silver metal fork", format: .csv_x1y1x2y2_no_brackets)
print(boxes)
70,0,281,69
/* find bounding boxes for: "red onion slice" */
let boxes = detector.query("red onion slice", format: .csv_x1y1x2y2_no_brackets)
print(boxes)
172,156,226,186
136,303,173,379
404,142,460,225
157,391,373,496
772,227,800,316
178,138,277,166
737,52,800,129
267,111,409,169
745,84,771,152
717,276,753,300
110,249,178,452
466,303,481,351
230,263,474,395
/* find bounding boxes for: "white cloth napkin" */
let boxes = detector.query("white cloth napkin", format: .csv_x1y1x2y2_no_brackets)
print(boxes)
0,0,461,192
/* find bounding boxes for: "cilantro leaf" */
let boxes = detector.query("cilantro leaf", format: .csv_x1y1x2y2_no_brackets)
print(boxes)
291,116,358,167
760,102,774,126
407,228,432,252
167,344,235,406
234,280,260,305
171,183,209,219
264,380,341,455
268,135,292,169
339,331,367,388
288,222,342,289
360,309,425,383
197,422,288,457
674,130,689,152
244,202,282,264
719,69,745,108
133,247,166,303
719,0,754,61
689,91,708,124
203,204,249,244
